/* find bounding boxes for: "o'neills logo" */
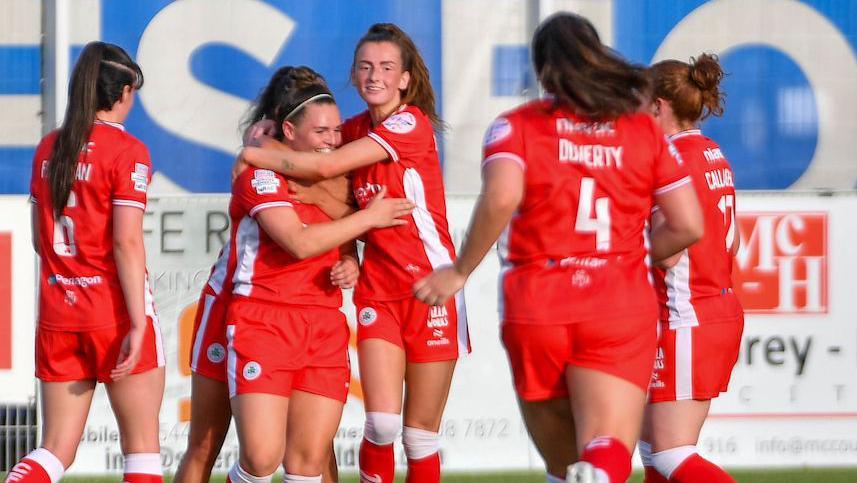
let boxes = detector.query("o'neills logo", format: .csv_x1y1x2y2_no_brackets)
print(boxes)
734,212,827,314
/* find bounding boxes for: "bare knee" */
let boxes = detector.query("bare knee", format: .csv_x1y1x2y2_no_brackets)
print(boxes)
241,447,283,477
285,447,328,477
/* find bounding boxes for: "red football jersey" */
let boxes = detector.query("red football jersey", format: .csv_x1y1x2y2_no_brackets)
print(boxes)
343,105,457,301
483,99,690,324
30,121,154,331
206,238,234,296
229,167,341,308
652,129,743,327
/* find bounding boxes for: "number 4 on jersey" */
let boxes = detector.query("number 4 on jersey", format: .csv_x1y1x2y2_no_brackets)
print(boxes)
575,177,611,252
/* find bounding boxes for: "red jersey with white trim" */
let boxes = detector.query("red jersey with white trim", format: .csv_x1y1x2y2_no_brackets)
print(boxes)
652,130,742,327
30,122,153,331
344,105,456,301
206,238,234,296
483,99,690,324
229,167,341,308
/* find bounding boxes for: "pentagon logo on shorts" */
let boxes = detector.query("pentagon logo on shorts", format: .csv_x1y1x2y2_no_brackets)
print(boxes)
359,307,377,326
207,343,226,364
243,361,262,381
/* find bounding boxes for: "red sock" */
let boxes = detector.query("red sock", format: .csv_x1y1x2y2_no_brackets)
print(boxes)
405,452,440,483
5,458,51,483
122,475,163,483
579,437,632,483
669,454,735,483
359,438,395,483
644,465,669,483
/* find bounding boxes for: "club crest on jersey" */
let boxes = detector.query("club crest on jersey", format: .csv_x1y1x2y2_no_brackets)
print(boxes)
358,307,377,326
207,343,226,364
251,169,281,195
382,112,416,134
483,117,512,147
243,361,262,380
571,269,592,288
131,163,148,192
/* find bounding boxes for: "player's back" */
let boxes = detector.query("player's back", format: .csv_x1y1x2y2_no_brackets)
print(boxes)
484,99,689,324
30,121,152,330
654,130,741,326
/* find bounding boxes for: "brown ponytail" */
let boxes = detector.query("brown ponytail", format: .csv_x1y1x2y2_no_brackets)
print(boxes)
49,41,142,217
650,53,725,125
532,13,649,120
243,66,335,140
352,23,443,130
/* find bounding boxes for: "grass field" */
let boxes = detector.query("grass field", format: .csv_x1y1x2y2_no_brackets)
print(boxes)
6,469,856,482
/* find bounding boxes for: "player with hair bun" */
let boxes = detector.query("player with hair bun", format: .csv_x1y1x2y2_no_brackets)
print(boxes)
223,66,414,483
239,24,469,483
412,13,704,483
7,41,165,483
639,53,742,483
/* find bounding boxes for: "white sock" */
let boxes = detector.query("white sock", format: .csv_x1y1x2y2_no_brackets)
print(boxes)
228,462,274,483
546,473,565,483
402,426,440,460
652,445,697,479
15,448,65,483
282,474,322,482
124,453,162,475
638,440,654,467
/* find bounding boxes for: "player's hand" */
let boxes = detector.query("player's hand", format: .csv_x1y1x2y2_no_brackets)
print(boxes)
331,257,359,289
287,179,322,205
243,119,278,147
111,325,146,381
232,155,250,183
364,186,414,228
413,266,466,307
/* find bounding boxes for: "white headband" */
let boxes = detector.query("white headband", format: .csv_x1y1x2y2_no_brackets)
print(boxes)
284,93,334,120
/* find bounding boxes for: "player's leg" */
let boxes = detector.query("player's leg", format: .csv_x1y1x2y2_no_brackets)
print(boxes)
228,393,289,482
565,317,656,483
357,338,406,483
106,366,166,483
4,380,96,483
323,444,339,483
518,398,578,481
173,374,232,483
282,390,345,482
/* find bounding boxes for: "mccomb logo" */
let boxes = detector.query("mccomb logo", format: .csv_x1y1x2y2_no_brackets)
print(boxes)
733,212,827,314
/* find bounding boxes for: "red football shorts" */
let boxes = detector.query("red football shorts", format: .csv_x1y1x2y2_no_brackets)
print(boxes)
36,316,165,383
354,292,470,363
226,299,350,402
648,316,744,402
189,288,230,382
501,316,657,402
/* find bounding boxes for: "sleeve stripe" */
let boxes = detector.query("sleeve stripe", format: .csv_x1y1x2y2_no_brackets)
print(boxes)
367,132,399,162
249,201,293,217
113,199,146,210
482,152,526,171
654,176,692,195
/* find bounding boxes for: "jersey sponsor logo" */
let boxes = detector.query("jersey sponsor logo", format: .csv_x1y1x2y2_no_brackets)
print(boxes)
48,273,103,288
558,140,623,169
734,212,827,314
354,182,383,206
381,111,416,134
131,163,149,192
704,147,725,163
483,117,512,146
207,343,226,364
426,305,449,328
358,307,377,326
250,169,281,195
243,361,262,380
666,139,684,165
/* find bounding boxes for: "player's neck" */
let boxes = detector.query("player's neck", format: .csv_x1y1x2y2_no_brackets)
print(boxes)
95,109,125,125
368,100,403,126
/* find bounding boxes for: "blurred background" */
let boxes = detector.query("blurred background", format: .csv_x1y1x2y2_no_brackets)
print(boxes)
0,0,855,480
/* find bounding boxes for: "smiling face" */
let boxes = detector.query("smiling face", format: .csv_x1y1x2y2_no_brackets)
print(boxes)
282,102,342,153
352,41,411,112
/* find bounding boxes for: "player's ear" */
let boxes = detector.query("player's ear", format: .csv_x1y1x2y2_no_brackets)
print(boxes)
398,71,411,91
282,120,297,142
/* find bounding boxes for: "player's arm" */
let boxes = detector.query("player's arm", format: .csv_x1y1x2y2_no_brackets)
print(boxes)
650,183,704,261
288,177,356,220
240,137,388,181
114,206,147,331
413,158,524,306
256,187,413,260
650,208,683,269
331,242,360,289
731,208,741,256
30,204,40,256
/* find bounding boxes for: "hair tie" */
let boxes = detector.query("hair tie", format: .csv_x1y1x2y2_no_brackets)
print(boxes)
284,93,333,121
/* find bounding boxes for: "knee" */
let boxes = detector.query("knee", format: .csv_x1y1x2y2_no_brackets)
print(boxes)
284,448,327,477
240,447,283,476
363,412,401,445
